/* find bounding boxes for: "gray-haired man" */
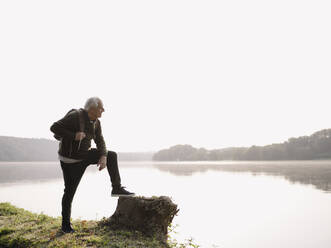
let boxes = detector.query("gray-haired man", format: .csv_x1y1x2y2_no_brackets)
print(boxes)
50,97,135,233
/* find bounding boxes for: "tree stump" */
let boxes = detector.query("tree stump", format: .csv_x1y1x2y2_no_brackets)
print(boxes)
106,196,179,242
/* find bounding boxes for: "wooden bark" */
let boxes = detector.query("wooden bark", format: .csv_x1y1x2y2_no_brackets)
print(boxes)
105,196,179,242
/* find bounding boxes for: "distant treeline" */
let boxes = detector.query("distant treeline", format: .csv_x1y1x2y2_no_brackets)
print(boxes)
153,129,331,161
0,136,59,161
0,136,154,161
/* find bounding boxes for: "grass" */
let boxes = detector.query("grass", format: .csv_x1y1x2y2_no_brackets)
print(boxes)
0,202,199,248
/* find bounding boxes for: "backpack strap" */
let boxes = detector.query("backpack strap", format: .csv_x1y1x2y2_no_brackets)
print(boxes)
76,109,85,132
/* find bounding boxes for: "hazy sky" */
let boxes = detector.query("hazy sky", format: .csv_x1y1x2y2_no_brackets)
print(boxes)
0,0,330,152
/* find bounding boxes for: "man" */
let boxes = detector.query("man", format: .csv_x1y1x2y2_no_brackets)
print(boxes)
50,97,135,234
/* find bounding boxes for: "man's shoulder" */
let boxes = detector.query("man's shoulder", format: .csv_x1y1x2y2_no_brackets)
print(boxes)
60,109,81,128
66,108,80,117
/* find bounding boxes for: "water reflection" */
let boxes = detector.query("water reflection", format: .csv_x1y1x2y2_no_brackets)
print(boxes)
0,162,64,184
0,161,158,184
1,161,331,193
152,161,331,193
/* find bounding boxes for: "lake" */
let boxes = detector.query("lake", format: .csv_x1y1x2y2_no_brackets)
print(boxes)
1,160,331,248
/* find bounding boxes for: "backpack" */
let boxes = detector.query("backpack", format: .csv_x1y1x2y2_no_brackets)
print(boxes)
53,109,85,141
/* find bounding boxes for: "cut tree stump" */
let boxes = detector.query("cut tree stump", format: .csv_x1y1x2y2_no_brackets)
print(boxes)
105,196,179,242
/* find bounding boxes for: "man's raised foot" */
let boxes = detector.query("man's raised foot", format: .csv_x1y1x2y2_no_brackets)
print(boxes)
111,186,135,197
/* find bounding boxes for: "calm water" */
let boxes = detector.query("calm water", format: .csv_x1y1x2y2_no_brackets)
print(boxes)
1,160,331,248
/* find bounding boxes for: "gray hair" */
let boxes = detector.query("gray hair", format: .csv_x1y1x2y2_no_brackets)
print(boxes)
84,97,102,111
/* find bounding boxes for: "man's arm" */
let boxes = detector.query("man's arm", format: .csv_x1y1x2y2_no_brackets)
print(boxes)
94,120,108,157
50,111,77,141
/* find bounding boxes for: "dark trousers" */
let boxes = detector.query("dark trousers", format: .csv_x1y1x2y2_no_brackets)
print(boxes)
60,148,121,224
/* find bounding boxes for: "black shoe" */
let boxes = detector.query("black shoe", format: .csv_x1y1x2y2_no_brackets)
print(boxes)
61,223,75,234
111,186,135,197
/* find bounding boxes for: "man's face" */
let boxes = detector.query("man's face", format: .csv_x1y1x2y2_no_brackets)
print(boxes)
96,101,105,118
89,101,105,119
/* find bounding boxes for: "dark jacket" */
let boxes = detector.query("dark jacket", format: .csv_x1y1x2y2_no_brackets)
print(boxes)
50,108,107,160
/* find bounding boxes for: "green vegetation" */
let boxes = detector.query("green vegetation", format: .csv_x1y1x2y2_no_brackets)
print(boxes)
0,202,198,248
153,129,331,161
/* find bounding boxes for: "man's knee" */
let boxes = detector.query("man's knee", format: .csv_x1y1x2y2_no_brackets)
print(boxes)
107,150,117,160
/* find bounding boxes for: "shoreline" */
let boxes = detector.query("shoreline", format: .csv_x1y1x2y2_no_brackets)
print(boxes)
0,202,194,248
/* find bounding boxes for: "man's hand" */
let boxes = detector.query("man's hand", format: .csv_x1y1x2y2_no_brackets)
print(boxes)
97,155,107,171
75,132,86,141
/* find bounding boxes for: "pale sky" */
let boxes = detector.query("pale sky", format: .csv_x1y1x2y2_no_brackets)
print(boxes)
0,0,330,152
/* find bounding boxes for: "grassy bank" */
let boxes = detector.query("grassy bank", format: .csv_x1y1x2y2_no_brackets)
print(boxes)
0,202,198,248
